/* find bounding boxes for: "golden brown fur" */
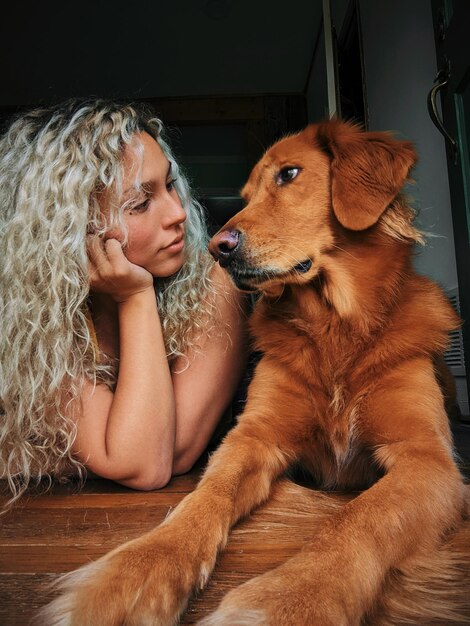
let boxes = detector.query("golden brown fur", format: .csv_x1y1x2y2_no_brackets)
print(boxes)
37,121,469,625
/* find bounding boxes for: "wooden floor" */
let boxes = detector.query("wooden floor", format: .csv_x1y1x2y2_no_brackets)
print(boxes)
1,424,469,626
0,461,353,626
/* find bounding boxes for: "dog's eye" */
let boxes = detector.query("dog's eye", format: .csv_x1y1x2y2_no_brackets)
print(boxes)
276,167,300,186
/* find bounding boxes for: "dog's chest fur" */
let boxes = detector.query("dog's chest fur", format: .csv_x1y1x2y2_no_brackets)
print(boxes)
250,291,381,489
248,276,457,490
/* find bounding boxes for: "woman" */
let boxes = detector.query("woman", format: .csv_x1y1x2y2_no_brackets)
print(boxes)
0,99,247,508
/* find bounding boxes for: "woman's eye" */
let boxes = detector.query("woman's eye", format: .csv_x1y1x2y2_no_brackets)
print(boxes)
129,198,150,214
166,177,178,192
276,167,301,186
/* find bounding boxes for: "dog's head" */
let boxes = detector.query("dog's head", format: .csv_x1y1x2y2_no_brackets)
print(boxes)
208,120,418,294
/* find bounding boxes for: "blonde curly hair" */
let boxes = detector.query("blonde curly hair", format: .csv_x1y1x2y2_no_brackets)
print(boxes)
0,99,216,508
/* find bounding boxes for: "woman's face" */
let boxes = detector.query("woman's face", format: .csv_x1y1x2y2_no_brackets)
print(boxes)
106,131,187,278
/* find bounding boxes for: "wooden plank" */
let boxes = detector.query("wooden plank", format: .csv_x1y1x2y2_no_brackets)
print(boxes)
0,506,173,545
0,473,201,512
0,489,344,575
0,567,278,626
0,495,341,546
0,473,468,626
0,573,57,626
0,513,303,625
0,541,304,574
1,491,185,511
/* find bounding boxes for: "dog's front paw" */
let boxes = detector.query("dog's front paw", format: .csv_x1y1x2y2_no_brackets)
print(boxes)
198,607,267,626
35,527,209,626
198,568,350,626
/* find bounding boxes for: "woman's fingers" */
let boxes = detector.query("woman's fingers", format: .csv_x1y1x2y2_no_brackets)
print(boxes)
88,234,109,267
104,238,128,272
88,236,125,276
87,236,108,286
87,235,153,301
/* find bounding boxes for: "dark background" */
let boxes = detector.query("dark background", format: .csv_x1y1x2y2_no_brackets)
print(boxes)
0,0,365,228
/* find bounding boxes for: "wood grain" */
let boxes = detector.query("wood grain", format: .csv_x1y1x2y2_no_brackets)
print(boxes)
1,469,468,626
0,473,346,625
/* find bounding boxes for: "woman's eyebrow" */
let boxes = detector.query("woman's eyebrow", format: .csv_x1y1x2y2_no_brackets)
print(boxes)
123,184,152,199
143,160,172,185
123,161,173,196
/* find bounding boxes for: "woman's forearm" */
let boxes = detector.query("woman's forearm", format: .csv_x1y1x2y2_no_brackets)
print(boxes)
74,264,247,488
106,287,176,487
73,287,176,489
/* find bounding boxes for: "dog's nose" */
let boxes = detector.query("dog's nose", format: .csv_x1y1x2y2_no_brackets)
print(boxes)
208,229,242,267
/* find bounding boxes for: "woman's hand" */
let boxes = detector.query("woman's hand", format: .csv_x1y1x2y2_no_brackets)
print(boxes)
87,236,154,303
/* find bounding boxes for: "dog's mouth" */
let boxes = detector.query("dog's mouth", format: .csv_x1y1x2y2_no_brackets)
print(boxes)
227,258,313,291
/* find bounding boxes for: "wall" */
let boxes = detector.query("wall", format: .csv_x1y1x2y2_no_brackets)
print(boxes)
358,0,458,291
354,0,468,413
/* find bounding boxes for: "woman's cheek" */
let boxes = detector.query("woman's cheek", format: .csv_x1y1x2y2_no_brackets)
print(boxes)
104,227,125,243
127,229,159,263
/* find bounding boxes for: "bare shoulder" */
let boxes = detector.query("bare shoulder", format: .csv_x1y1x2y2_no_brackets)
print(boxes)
210,261,236,293
209,261,247,315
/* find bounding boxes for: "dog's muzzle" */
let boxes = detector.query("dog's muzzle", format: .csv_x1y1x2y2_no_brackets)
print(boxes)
209,229,313,292
208,229,242,268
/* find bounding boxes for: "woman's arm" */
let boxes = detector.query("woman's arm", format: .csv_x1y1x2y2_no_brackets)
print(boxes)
73,241,248,489
171,263,249,474
73,238,176,490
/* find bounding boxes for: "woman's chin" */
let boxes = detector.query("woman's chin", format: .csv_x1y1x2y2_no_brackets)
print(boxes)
150,256,186,279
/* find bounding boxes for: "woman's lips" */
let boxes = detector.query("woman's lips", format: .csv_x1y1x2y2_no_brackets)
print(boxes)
163,235,184,252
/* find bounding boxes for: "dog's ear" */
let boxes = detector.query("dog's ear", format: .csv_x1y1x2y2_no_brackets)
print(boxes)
315,121,417,231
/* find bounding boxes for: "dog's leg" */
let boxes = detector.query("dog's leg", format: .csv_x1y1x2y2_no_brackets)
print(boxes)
36,362,304,626
199,360,467,626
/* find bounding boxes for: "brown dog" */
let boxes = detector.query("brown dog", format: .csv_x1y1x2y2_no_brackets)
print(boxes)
38,121,469,625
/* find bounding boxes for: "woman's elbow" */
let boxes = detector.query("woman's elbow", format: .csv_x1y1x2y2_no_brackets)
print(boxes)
172,446,203,475
173,425,218,475
116,464,173,491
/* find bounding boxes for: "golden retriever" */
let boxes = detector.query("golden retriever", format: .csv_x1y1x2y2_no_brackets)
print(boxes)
38,120,469,625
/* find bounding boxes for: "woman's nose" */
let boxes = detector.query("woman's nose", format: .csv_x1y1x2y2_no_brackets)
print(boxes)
166,194,186,227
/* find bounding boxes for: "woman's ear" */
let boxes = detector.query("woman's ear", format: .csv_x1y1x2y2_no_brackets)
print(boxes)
316,120,417,231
